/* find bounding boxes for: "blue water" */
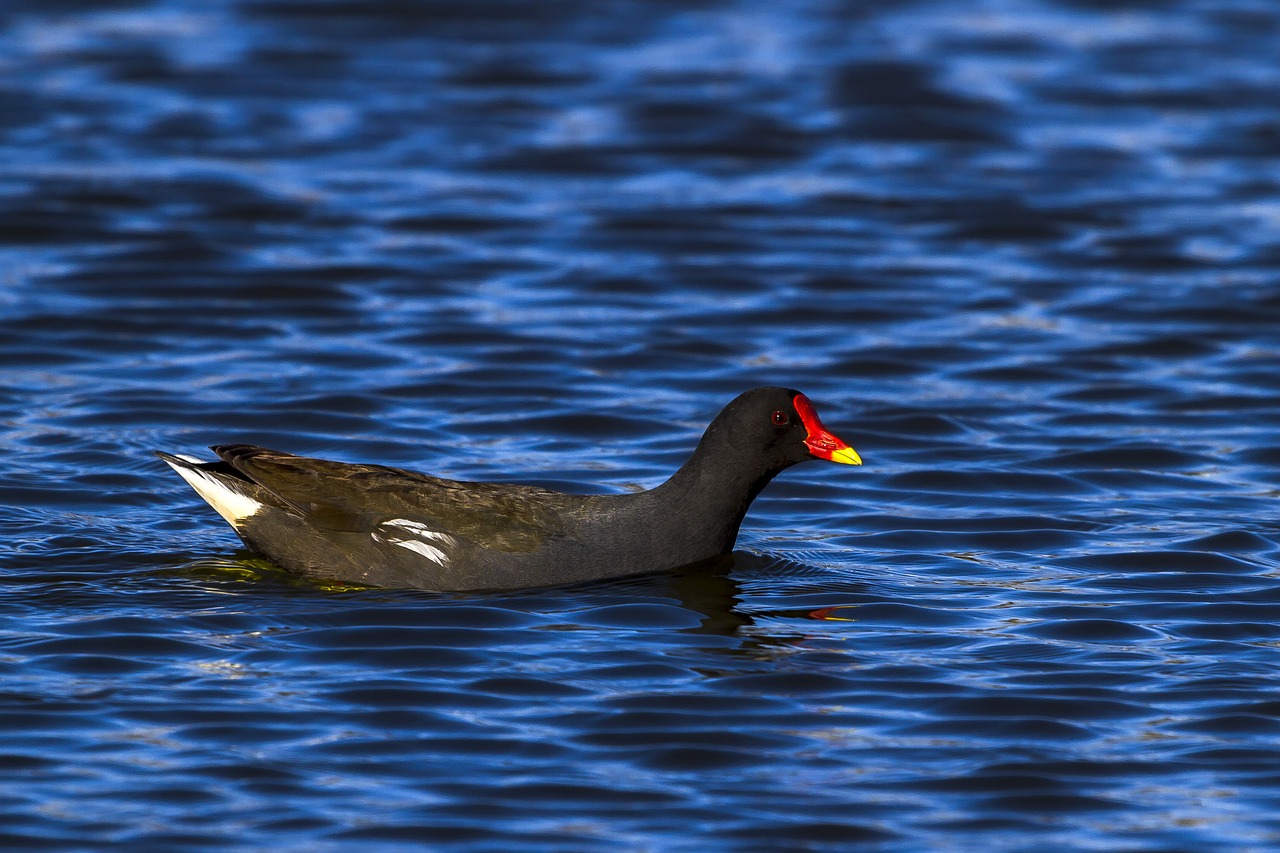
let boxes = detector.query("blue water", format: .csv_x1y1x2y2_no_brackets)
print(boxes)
3,0,1280,849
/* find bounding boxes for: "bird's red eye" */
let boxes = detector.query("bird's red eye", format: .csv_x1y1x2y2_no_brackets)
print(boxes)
772,410,789,426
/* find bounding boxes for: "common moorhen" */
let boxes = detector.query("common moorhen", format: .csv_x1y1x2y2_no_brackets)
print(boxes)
157,387,860,591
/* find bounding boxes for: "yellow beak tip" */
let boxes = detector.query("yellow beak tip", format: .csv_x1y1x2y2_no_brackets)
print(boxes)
830,447,862,466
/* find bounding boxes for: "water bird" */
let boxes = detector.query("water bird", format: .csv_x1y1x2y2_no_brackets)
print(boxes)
156,387,860,591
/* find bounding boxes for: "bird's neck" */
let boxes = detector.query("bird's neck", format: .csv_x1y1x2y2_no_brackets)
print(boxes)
643,429,782,556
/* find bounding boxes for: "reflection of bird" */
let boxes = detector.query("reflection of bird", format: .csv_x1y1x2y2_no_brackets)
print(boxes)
157,387,860,592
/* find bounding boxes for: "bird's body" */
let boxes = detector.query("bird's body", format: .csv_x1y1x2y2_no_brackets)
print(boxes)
157,387,859,591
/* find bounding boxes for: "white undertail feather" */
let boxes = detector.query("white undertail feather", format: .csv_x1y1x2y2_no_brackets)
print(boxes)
164,457,263,528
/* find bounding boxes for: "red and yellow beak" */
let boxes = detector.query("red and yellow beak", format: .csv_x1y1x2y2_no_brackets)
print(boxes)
794,394,862,465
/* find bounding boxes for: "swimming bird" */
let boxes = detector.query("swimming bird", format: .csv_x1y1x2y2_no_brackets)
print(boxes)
156,387,860,591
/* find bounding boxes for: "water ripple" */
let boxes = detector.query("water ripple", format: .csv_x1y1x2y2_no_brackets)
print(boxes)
2,0,1280,849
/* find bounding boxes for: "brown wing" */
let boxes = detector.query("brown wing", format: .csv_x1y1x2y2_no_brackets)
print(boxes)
211,444,568,553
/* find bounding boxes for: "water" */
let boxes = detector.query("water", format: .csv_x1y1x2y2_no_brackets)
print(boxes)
3,0,1280,849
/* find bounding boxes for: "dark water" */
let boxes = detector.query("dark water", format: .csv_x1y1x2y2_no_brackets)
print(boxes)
3,0,1280,849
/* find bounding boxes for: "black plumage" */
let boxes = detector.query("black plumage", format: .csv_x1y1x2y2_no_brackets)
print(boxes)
157,387,860,591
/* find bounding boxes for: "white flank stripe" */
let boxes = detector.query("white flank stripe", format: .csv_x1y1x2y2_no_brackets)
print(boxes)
392,539,447,565
164,458,263,527
382,519,455,545
376,519,454,566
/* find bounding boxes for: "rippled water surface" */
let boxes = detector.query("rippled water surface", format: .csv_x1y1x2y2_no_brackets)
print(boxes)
4,0,1280,849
